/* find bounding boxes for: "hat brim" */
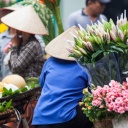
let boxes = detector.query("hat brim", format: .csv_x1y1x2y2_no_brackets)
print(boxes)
1,5,48,35
45,26,79,61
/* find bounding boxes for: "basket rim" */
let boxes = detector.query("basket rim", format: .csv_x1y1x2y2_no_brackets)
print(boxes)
0,86,41,102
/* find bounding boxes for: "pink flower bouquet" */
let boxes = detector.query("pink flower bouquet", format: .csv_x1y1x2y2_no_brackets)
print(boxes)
80,78,128,123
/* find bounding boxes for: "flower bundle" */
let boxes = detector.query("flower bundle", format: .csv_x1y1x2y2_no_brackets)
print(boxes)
80,78,128,122
67,11,128,85
68,11,128,65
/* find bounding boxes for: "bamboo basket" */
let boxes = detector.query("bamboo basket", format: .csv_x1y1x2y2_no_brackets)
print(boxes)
0,109,15,120
94,119,113,128
0,86,41,102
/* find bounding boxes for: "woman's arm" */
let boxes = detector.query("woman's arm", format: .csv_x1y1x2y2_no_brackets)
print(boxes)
9,41,38,74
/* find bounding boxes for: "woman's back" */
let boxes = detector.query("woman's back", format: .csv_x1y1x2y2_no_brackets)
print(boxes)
32,57,88,125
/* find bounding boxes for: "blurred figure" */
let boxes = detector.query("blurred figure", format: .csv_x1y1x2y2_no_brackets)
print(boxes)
1,5,48,79
1,5,48,128
66,0,111,29
0,9,13,80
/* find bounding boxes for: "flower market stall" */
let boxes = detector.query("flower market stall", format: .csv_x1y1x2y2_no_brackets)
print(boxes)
1,0,128,127
67,10,128,128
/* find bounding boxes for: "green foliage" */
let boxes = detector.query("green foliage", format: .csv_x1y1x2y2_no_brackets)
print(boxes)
2,77,39,97
70,17,128,66
44,0,64,34
25,77,40,88
0,0,15,8
0,99,13,112
81,88,115,122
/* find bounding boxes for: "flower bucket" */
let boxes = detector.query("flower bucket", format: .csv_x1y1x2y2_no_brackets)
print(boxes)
112,117,128,128
93,119,113,128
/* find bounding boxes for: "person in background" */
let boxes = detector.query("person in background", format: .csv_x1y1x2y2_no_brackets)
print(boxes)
1,5,48,80
66,0,111,30
32,26,93,128
0,9,13,81
1,5,48,128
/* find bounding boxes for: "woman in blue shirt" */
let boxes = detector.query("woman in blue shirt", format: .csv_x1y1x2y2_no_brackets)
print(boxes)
32,26,93,128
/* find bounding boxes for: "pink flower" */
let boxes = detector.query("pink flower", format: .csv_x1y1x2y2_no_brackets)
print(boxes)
109,80,121,89
4,42,12,54
100,105,104,108
92,100,101,107
110,30,116,42
125,107,128,111
117,107,125,114
118,29,124,41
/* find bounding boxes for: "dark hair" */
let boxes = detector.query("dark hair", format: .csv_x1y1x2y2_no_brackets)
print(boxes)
86,0,97,5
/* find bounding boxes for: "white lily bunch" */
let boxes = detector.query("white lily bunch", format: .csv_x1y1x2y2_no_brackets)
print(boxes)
68,10,128,65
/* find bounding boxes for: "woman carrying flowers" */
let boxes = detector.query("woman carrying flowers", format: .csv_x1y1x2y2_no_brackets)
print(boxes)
32,26,93,128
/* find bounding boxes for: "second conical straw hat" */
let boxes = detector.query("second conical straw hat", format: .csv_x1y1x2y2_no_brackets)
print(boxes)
1,5,48,35
45,26,79,61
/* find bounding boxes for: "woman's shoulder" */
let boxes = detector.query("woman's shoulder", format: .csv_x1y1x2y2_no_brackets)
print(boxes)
45,57,55,64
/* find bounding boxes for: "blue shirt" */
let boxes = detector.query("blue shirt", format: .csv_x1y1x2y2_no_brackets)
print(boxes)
32,57,88,125
66,9,107,30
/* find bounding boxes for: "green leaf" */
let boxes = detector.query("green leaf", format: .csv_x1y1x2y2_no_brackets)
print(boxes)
8,88,13,95
20,87,28,92
117,43,127,48
111,46,124,53
5,99,12,111
1,101,6,106
3,87,9,93
109,18,114,25
12,89,20,95
96,111,102,117
2,87,10,97
92,43,100,51
91,50,103,62
55,0,60,6
0,106,4,112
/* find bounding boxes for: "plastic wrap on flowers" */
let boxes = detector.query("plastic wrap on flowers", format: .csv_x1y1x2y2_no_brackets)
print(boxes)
118,54,128,82
78,53,121,86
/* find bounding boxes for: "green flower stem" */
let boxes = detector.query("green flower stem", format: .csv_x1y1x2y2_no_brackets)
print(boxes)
55,6,64,34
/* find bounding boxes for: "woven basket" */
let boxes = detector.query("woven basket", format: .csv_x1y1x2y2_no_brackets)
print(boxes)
94,119,113,128
0,86,41,102
0,109,15,120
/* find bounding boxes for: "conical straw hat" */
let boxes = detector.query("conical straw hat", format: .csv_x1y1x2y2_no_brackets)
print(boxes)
45,26,79,61
1,5,48,35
